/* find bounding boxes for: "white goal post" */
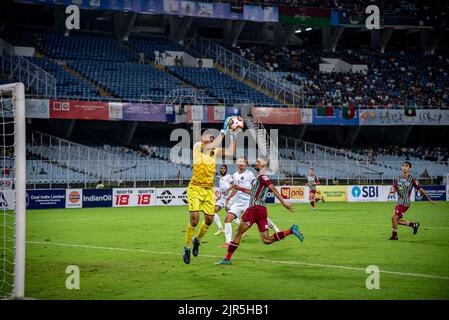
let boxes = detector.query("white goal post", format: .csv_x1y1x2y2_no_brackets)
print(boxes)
0,82,26,299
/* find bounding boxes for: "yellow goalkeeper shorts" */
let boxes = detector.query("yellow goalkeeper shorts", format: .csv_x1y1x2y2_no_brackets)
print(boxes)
187,184,215,216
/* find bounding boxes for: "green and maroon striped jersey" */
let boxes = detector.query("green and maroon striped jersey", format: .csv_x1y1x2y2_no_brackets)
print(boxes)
249,174,272,207
393,175,421,207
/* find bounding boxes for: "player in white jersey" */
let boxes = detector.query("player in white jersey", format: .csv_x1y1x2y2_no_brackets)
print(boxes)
221,157,280,247
213,165,233,235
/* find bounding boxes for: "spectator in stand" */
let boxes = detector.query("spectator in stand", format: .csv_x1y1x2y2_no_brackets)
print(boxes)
139,52,145,64
290,151,296,160
231,44,449,108
2,166,10,176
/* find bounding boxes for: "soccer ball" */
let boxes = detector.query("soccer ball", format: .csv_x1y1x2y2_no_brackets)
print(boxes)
229,116,244,131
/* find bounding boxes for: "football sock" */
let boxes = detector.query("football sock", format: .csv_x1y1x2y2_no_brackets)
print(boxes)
214,214,223,229
185,224,195,248
225,242,239,260
196,220,210,240
310,201,315,208
268,218,280,232
392,228,398,237
233,218,241,225
224,222,232,244
273,232,286,241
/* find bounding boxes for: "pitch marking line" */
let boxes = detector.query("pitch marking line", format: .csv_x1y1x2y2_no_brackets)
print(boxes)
27,241,449,281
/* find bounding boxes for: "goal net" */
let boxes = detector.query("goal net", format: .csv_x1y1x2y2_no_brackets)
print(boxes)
0,83,26,299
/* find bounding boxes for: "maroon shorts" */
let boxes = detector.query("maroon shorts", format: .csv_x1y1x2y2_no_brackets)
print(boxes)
242,205,268,232
394,205,409,218
309,189,316,196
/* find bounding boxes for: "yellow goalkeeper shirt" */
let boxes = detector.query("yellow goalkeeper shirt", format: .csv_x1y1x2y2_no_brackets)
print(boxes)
189,142,217,188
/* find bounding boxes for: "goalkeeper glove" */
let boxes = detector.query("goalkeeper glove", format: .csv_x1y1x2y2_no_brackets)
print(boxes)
220,116,232,135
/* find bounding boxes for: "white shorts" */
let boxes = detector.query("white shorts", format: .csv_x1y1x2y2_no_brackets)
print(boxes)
228,202,249,218
215,197,228,210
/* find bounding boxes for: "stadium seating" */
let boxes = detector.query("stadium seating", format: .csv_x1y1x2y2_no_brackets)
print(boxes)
24,133,449,184
40,31,137,62
168,66,281,105
127,36,186,60
26,140,194,184
67,60,184,101
28,57,99,99
234,45,449,107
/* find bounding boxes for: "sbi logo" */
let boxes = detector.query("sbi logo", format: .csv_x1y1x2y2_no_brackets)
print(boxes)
352,186,379,198
352,186,362,198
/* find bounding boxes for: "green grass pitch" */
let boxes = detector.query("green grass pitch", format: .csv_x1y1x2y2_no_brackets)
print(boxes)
24,202,449,300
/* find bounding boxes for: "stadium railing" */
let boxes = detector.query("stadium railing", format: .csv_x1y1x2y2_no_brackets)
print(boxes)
185,34,304,106
0,39,56,98
23,157,446,189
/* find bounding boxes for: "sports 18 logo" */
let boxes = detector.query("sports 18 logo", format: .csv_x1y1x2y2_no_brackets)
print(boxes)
115,194,129,206
114,194,151,206
137,194,151,205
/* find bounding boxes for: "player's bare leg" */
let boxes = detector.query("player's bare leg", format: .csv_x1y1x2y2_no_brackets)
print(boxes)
184,211,200,264
390,212,420,240
309,193,316,210
258,225,304,245
216,220,250,265
398,218,420,235
316,195,325,203
192,213,214,257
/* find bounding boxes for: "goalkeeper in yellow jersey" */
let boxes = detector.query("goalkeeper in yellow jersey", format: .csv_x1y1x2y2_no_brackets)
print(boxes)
183,117,237,264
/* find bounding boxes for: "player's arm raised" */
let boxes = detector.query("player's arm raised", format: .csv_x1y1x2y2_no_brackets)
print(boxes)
203,116,231,152
216,133,237,157
268,183,294,212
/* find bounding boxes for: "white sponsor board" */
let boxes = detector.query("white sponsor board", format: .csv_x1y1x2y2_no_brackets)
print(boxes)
113,188,156,207
26,99,50,119
66,188,83,209
0,190,15,210
108,102,123,119
156,188,188,206
348,185,410,202
300,108,313,124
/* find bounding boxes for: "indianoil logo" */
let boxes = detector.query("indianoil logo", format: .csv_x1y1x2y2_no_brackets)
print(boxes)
68,191,81,204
